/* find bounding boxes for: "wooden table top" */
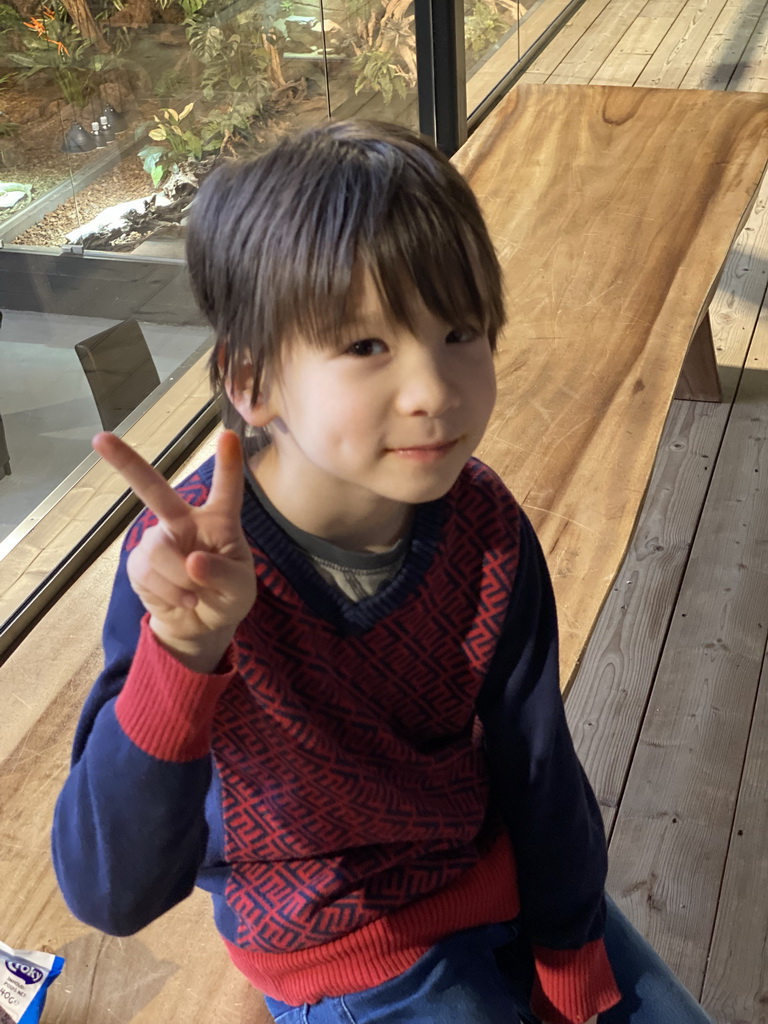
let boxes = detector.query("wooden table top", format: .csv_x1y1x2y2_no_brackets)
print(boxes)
455,83,768,689
3,83,768,1024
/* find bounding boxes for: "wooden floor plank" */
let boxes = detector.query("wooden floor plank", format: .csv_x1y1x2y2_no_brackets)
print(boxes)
545,0,655,82
678,0,768,88
567,398,729,835
634,0,732,87
521,0,622,77
591,0,692,83
727,0,768,89
604,310,768,995
699,645,768,1023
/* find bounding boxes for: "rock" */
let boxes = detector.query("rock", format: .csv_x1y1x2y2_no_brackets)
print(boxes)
65,194,154,245
0,190,28,209
283,16,347,54
284,15,318,49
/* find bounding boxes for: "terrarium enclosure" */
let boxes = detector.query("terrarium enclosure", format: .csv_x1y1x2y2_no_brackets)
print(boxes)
0,0,523,255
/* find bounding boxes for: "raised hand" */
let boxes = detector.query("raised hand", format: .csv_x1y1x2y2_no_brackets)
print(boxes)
94,429,257,672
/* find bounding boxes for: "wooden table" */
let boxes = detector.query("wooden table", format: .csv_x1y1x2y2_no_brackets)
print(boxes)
2,83,768,1024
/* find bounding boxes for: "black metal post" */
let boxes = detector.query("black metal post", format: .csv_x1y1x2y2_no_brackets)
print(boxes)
414,0,467,156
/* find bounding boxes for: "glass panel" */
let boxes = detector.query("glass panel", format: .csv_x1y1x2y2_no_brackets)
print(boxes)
465,0,520,119
0,0,334,555
519,0,574,63
325,1,418,131
0,4,84,249
0,0,433,602
0,297,212,549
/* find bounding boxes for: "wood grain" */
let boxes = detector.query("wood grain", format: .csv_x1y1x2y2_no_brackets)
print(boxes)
565,397,729,833
456,82,768,687
0,432,275,1024
520,0,618,79
634,0,731,87
699,645,768,1023
3,82,768,1024
545,0,654,82
678,0,768,90
605,309,768,995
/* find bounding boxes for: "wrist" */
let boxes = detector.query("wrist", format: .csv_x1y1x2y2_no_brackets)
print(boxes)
148,617,234,674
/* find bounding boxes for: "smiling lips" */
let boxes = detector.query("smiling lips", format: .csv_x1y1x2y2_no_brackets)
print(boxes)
388,439,460,463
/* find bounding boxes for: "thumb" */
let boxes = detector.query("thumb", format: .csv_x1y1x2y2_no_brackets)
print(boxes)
186,550,255,594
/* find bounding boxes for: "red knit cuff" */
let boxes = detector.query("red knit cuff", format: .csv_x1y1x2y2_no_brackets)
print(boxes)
530,938,621,1024
115,615,236,761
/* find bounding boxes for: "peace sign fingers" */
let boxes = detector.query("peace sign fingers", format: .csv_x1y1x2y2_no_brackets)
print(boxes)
93,431,194,537
207,429,247,520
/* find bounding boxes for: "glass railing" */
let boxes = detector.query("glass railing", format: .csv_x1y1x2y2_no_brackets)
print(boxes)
465,0,520,115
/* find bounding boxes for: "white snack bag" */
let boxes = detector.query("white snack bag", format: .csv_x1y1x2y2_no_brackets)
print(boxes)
0,940,64,1024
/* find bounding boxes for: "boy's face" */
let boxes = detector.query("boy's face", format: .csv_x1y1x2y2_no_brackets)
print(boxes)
245,270,497,547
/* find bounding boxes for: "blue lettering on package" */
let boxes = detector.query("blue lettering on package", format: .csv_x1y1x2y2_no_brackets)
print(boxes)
6,963,44,985
1,940,65,1024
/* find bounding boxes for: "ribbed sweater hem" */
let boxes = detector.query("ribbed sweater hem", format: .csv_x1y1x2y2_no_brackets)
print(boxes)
224,831,520,1005
115,616,235,761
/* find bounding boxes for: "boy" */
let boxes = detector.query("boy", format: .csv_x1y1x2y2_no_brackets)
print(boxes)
52,121,713,1024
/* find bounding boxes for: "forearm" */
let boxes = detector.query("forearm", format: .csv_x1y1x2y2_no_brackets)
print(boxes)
476,510,621,1022
52,703,212,934
53,618,234,934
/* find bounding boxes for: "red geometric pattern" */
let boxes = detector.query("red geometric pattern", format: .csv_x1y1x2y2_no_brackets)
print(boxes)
124,472,210,551
208,460,522,952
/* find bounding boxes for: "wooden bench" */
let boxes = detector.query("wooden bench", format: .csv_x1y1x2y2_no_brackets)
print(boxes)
2,83,768,1024
457,83,768,690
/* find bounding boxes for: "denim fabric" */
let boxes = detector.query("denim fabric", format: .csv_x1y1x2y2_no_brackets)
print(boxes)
264,896,713,1024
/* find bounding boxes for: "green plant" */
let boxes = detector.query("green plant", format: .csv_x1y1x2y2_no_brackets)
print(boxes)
352,47,407,104
137,100,253,186
138,102,199,185
352,5,416,102
187,21,270,103
10,3,120,108
464,1,510,55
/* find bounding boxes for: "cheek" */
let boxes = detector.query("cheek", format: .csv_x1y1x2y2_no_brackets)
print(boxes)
309,387,380,451
474,357,497,420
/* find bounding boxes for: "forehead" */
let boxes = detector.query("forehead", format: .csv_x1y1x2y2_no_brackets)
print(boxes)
344,264,437,333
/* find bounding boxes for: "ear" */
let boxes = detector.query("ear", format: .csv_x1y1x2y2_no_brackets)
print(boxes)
223,362,277,429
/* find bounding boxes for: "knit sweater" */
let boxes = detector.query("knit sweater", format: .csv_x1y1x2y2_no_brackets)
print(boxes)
51,456,620,1024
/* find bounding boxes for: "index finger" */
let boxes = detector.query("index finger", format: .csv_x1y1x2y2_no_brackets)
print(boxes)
207,429,246,516
93,432,193,527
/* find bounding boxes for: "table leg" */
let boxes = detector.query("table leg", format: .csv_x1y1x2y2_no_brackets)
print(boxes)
674,310,723,403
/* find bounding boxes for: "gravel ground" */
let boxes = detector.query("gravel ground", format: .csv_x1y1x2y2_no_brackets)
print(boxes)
11,155,155,247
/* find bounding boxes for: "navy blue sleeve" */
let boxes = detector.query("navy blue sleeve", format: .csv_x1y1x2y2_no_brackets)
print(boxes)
50,545,213,936
476,510,608,949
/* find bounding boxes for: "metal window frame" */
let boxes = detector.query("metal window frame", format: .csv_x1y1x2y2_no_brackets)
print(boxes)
415,0,467,155
416,0,588,156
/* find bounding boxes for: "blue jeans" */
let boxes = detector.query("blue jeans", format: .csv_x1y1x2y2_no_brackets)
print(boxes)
264,896,714,1023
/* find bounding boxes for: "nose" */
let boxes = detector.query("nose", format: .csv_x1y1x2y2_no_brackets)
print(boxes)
395,347,460,418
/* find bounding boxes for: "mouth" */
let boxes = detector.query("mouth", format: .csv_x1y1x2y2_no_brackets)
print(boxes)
387,439,461,461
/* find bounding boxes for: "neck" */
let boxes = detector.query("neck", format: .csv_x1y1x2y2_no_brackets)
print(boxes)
249,447,412,553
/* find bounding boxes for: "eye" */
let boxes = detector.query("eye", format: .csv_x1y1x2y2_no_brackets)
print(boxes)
345,338,388,357
445,326,481,345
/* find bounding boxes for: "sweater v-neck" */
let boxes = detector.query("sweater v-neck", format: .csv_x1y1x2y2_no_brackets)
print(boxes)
239,468,450,636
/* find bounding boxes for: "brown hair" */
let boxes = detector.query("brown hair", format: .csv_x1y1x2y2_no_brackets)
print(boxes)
186,119,506,436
